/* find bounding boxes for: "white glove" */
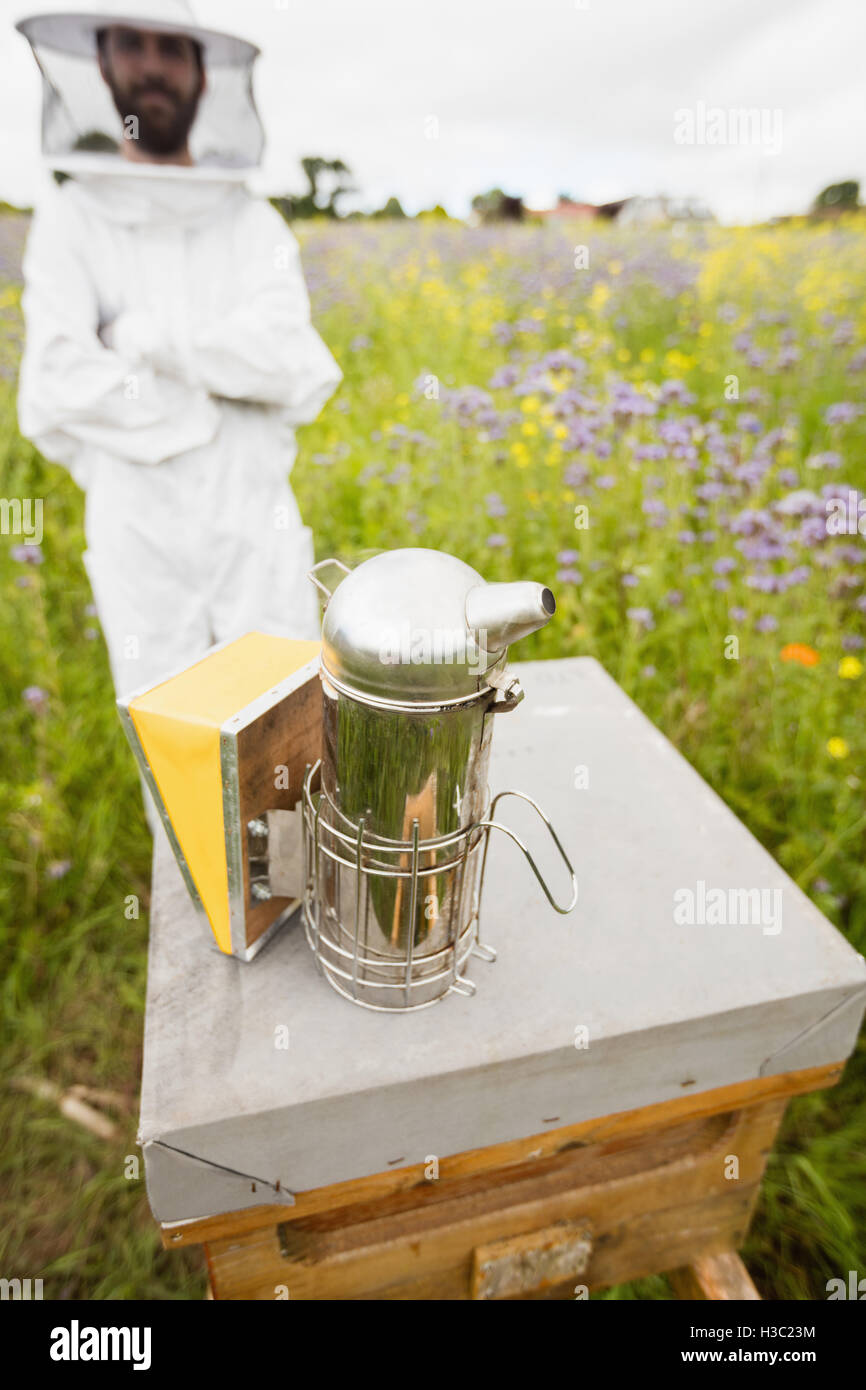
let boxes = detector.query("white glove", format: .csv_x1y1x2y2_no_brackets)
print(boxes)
100,310,184,378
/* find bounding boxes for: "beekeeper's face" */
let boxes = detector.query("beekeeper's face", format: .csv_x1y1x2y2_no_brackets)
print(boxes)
97,25,206,160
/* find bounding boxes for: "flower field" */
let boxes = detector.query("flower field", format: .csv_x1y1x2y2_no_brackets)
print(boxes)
1,211,864,1298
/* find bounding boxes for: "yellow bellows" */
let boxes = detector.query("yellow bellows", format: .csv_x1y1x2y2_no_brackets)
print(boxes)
125,632,321,953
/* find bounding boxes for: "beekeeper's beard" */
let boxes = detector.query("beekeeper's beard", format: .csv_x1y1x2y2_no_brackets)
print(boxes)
102,68,204,159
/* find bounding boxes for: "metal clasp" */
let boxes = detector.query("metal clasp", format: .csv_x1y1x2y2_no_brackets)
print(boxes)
485,666,525,713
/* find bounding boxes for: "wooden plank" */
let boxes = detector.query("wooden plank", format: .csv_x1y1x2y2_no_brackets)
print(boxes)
236,671,321,949
205,1097,786,1299
668,1251,761,1301
161,1060,839,1249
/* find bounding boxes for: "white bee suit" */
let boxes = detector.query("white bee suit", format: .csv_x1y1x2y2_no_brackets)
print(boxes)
16,2,342,834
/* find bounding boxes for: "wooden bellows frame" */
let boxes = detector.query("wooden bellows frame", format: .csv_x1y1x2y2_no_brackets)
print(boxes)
118,633,323,961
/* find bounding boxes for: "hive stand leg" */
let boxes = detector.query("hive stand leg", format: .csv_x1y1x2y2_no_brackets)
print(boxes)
668,1251,761,1300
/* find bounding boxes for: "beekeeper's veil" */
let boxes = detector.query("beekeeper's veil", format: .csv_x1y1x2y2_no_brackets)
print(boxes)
16,0,264,179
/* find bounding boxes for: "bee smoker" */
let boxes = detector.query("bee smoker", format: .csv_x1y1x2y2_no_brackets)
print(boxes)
301,547,578,1011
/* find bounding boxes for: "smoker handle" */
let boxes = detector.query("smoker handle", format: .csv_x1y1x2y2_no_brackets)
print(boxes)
307,557,353,608
476,789,578,914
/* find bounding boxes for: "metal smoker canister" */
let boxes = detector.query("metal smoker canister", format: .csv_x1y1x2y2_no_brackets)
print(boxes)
302,547,577,1010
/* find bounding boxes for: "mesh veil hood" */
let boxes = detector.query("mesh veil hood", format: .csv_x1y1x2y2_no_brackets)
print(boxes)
16,0,264,182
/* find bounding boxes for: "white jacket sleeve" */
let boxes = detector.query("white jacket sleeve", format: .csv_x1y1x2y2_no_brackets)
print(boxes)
175,201,343,420
17,186,221,471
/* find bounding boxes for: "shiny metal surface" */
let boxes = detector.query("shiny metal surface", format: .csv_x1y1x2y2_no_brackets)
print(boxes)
302,762,490,1010
319,547,555,703
301,545,574,1009
301,762,579,1012
321,672,495,842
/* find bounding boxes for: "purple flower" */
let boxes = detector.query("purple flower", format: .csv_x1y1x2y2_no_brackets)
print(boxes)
47,860,72,880
774,489,822,517
783,565,811,588
626,607,655,631
485,492,508,518
23,685,48,710
556,568,583,585
665,590,684,607
696,482,726,502
622,574,639,588
825,402,860,426
842,634,865,651
556,549,579,565
747,572,785,594
712,577,730,591
737,413,763,435
595,474,616,489
488,365,521,390
641,665,657,679
659,379,695,406
11,544,43,565
677,530,697,545
713,557,737,575
564,463,590,488
729,606,748,622
486,534,508,549
755,615,779,633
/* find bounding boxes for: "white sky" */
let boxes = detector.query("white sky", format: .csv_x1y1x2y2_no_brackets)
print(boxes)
2,0,865,222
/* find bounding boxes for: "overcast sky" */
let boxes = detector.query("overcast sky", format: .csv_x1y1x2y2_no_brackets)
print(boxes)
2,0,864,222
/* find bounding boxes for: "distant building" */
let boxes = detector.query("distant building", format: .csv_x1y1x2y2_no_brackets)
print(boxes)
607,195,715,227
527,194,714,226
527,195,599,222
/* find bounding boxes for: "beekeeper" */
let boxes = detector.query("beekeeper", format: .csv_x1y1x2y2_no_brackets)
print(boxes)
16,0,341,834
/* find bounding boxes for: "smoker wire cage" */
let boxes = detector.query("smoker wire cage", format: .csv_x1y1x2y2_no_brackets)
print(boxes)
301,760,577,1012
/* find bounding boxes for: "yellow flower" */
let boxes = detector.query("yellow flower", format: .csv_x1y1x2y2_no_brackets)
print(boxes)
608,260,623,277
521,420,539,437
521,396,540,413
553,424,569,440
616,347,631,363
827,737,850,760
639,348,655,363
838,657,863,679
